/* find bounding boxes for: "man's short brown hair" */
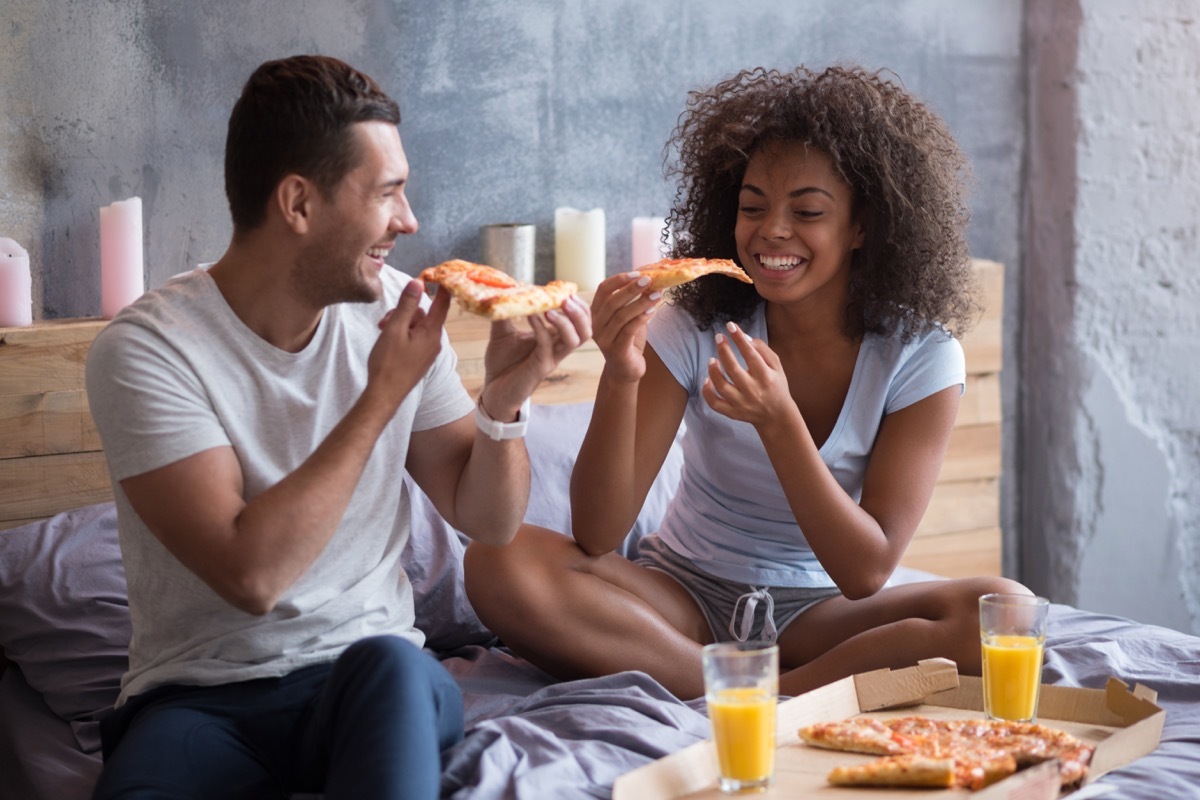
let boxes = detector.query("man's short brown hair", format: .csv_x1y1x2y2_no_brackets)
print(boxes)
224,55,401,231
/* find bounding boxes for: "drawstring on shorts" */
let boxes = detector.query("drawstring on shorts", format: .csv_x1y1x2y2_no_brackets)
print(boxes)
729,586,778,643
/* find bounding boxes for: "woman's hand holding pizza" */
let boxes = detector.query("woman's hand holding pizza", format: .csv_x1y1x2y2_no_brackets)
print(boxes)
702,322,796,427
590,272,662,384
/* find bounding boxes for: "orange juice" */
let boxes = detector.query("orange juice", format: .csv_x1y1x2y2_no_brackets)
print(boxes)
707,687,776,784
982,634,1044,721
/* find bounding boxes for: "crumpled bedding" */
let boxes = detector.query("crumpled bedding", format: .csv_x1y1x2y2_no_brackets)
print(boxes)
425,601,1200,800
4,599,1200,800
442,653,707,799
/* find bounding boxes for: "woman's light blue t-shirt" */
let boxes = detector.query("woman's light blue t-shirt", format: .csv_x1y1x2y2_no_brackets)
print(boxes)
647,300,965,588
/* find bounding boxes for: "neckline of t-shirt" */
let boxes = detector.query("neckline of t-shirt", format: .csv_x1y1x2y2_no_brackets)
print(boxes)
752,305,867,457
195,266,334,365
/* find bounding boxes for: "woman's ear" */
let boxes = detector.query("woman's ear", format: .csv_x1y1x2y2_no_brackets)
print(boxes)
275,174,314,234
850,211,866,251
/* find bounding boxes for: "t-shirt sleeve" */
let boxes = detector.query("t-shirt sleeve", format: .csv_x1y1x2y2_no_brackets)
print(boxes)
646,302,704,395
85,321,232,482
885,329,966,414
411,330,475,431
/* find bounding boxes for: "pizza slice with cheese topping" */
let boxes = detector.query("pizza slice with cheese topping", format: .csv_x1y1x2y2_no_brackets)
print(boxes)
419,259,577,320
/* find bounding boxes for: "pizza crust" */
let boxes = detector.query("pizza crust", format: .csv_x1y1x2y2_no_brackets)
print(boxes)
419,259,577,320
828,754,958,789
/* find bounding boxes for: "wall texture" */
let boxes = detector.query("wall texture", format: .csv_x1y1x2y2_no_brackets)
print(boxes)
1,0,1023,310
1024,0,1200,634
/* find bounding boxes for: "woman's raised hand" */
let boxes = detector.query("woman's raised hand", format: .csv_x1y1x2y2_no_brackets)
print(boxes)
702,321,794,426
590,272,662,384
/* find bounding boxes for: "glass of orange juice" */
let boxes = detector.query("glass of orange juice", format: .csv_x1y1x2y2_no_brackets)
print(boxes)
702,641,778,794
979,593,1050,722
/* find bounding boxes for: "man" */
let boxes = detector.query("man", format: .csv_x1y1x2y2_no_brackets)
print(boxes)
85,55,591,799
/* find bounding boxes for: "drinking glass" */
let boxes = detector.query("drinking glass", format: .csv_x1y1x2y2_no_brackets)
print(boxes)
702,641,778,794
979,593,1050,722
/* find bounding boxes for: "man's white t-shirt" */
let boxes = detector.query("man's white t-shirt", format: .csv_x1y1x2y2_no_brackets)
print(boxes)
86,265,474,705
647,300,965,588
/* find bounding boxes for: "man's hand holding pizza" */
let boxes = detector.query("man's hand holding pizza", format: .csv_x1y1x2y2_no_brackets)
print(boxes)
478,295,592,422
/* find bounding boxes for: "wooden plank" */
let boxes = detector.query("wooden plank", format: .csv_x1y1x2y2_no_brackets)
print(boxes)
0,388,100,459
958,372,1001,427
915,478,999,538
938,423,1001,483
0,450,111,526
1,516,48,532
0,319,106,396
901,526,1003,577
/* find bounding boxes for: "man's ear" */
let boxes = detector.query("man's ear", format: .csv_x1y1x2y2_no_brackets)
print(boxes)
275,174,315,234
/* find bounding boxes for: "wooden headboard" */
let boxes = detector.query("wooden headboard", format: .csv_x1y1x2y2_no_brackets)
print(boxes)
0,259,1003,578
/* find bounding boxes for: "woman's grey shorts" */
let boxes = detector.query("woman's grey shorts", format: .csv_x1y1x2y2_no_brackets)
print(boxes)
635,534,842,644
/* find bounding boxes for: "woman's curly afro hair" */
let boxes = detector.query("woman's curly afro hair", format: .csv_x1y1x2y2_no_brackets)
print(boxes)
665,65,980,341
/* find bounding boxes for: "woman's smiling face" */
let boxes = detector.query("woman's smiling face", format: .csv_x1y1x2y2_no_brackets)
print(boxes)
735,140,863,308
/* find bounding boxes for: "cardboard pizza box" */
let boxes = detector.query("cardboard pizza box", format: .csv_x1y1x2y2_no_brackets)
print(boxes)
613,658,1164,800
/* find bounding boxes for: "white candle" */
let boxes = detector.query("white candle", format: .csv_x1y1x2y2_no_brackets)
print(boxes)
100,196,145,319
631,216,672,269
554,207,606,291
0,237,33,327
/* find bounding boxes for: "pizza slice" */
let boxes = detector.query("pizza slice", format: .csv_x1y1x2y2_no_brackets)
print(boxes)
419,259,577,320
826,750,1019,791
827,754,958,789
635,257,753,291
797,718,912,756
977,722,1095,788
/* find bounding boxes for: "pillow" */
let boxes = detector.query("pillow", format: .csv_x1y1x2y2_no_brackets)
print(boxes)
523,400,684,558
0,502,129,752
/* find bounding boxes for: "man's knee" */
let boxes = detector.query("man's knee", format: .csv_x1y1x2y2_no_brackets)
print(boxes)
335,636,456,703
325,636,463,750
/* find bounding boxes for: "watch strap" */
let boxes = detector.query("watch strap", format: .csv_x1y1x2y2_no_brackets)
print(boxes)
475,397,531,441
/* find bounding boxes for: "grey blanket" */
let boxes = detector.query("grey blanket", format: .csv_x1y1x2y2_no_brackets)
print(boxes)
433,603,1200,800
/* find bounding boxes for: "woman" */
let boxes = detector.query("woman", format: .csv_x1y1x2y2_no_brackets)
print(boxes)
465,65,1027,699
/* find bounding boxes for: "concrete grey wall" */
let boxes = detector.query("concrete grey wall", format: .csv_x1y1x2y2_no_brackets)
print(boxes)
1025,0,1200,635
1,0,1023,312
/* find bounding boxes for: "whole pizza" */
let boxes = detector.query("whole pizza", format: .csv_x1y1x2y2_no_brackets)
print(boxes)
798,715,1094,791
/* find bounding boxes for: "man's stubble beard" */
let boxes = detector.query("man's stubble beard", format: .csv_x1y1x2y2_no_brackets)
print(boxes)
293,238,379,309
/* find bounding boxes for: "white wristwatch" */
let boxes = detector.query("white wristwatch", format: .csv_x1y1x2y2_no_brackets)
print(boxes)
475,397,531,441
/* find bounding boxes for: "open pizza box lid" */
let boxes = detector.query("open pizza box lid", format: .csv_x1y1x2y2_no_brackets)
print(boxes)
613,658,1164,800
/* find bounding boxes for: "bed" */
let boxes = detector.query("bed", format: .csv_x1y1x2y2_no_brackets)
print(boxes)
2,261,1199,800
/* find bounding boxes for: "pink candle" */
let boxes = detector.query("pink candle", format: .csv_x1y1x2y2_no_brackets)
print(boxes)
100,197,145,319
631,216,671,269
0,237,33,327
